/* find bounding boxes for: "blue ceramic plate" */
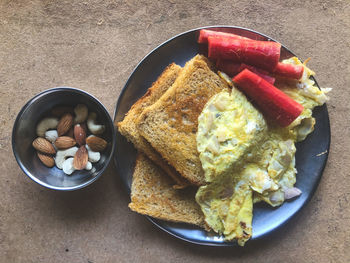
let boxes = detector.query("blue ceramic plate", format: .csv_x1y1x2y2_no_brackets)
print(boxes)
113,26,330,246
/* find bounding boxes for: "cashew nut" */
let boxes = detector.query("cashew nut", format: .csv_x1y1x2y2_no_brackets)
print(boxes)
62,157,92,175
62,158,75,175
55,146,78,169
74,104,88,124
36,117,59,137
85,161,92,170
86,144,101,163
44,130,58,143
87,112,105,135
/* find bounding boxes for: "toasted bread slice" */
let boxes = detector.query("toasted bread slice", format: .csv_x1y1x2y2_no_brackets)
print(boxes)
129,153,205,228
117,63,188,188
137,55,229,185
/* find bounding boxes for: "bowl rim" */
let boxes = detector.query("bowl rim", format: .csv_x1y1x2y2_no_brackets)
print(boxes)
12,86,116,191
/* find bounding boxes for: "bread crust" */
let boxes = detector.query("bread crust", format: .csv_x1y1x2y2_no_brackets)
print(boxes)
129,153,206,227
117,63,188,188
137,55,229,185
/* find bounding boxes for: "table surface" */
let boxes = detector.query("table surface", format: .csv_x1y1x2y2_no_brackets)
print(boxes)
1,1,349,262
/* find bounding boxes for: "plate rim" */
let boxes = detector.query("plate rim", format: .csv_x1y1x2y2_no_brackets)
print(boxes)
113,25,331,246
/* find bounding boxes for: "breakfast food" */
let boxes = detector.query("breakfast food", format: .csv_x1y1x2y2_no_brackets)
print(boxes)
117,63,188,188
33,104,107,175
74,124,86,146
73,145,89,170
196,90,268,182
118,29,331,246
208,36,281,71
198,29,249,44
136,55,229,186
273,62,304,79
37,152,55,167
233,69,304,127
87,112,105,135
202,29,304,80
129,153,206,228
195,55,330,245
216,60,276,84
32,137,56,155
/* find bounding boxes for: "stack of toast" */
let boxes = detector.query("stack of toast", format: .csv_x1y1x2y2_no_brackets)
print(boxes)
117,55,229,228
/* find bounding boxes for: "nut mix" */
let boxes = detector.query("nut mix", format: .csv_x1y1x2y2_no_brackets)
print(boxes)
32,104,107,175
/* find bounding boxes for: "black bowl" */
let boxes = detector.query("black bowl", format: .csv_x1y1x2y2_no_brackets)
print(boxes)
113,26,331,246
12,87,116,191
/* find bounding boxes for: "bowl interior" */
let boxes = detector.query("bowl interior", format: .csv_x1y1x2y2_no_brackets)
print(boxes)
13,88,115,190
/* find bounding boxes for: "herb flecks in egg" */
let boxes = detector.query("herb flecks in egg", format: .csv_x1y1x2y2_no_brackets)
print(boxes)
196,58,330,246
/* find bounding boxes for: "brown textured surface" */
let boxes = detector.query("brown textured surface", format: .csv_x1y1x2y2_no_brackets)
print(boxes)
129,154,204,227
137,55,228,186
0,0,349,262
117,63,188,188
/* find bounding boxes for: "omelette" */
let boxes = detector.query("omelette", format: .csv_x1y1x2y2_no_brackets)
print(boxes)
196,57,330,246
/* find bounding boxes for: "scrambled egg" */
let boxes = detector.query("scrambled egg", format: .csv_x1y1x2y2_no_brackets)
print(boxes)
196,57,330,246
197,88,267,182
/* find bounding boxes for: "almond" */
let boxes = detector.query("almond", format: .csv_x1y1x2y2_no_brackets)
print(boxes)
32,137,56,154
57,113,73,136
74,124,86,146
37,152,55,167
86,136,107,152
51,105,74,117
73,145,88,170
55,136,76,149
